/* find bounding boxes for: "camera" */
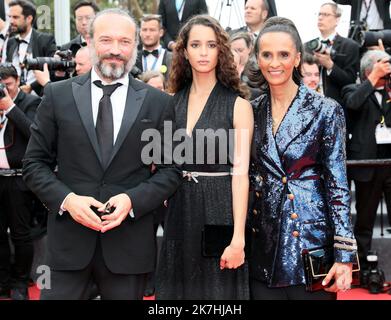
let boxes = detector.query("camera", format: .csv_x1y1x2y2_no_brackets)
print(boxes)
357,30,391,48
360,251,386,294
23,50,76,72
306,38,337,59
348,20,368,42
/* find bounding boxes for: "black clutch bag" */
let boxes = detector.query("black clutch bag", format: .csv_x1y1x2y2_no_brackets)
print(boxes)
302,245,360,292
201,224,252,258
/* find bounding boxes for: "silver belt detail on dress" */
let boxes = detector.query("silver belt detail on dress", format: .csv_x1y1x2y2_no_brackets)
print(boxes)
0,168,23,176
182,171,231,183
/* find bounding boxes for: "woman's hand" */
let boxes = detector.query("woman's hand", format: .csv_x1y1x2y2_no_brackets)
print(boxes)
322,262,353,292
220,243,245,270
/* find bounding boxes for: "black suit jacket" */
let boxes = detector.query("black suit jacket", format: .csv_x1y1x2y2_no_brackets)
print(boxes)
305,34,360,107
266,0,277,18
135,49,172,81
23,72,182,274
159,0,208,47
5,29,57,95
4,90,40,169
342,80,391,181
333,0,391,29
59,34,86,56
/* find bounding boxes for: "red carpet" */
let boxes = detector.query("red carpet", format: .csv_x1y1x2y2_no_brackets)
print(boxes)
0,285,387,300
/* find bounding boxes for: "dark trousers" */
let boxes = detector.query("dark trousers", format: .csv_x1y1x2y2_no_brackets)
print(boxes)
354,165,391,267
40,238,147,300
0,176,35,289
250,278,336,300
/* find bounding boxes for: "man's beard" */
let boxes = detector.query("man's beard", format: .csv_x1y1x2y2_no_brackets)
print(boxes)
9,23,27,36
90,46,137,81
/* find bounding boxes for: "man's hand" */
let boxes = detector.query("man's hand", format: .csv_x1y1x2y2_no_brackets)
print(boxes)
322,262,353,292
367,57,391,87
0,87,15,111
99,193,132,233
314,51,334,70
33,63,50,87
20,84,32,94
368,39,385,52
63,193,104,231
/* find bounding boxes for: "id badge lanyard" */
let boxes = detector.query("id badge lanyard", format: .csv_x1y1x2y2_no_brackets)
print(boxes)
142,48,161,71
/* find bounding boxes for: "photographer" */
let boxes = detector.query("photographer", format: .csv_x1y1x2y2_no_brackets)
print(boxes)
0,63,41,300
4,0,57,96
305,2,360,108
60,1,100,57
341,50,391,273
333,0,391,31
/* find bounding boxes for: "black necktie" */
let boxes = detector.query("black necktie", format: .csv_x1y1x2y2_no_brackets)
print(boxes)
381,90,390,112
93,80,122,168
142,49,159,58
321,39,331,46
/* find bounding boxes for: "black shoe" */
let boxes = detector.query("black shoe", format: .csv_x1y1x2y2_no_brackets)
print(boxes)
0,286,10,299
144,287,155,297
10,288,29,300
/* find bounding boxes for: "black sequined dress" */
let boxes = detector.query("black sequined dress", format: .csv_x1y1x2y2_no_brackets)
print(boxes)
156,82,249,300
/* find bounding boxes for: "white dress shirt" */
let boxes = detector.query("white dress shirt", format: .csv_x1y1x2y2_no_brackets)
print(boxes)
142,45,165,72
0,90,19,169
12,28,36,85
360,0,384,30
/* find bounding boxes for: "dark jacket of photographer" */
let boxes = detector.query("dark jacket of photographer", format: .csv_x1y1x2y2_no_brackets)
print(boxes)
305,34,360,127
5,29,57,96
333,0,391,29
342,80,391,181
3,90,40,168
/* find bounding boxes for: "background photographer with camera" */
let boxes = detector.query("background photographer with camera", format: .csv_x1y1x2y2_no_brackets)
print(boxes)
305,2,360,109
3,0,56,96
342,50,391,278
333,0,391,31
0,63,41,300
60,1,100,57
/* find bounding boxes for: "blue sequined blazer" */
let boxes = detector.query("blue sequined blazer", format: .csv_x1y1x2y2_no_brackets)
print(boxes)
249,84,357,287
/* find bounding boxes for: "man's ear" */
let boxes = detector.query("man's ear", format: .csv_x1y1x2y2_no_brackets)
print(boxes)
159,28,164,39
26,15,33,26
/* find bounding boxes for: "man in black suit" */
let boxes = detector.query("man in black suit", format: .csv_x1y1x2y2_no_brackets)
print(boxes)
232,0,269,43
5,0,57,96
23,8,182,300
333,0,391,30
158,0,208,51
305,2,359,108
0,63,41,300
342,50,391,270
60,0,100,57
136,14,172,81
245,0,277,19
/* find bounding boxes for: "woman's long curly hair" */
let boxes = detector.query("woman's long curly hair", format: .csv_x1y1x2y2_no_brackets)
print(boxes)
167,15,249,99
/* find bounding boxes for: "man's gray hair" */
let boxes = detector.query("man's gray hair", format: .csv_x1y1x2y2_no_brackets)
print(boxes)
321,2,342,18
89,8,138,44
361,50,390,79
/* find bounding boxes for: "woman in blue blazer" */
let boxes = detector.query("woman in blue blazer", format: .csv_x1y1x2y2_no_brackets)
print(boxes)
249,17,357,300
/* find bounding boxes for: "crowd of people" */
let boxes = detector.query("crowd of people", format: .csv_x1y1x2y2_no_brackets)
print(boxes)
0,0,390,300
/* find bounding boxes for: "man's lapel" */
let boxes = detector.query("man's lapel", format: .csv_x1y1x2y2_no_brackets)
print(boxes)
108,75,147,165
72,71,102,164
